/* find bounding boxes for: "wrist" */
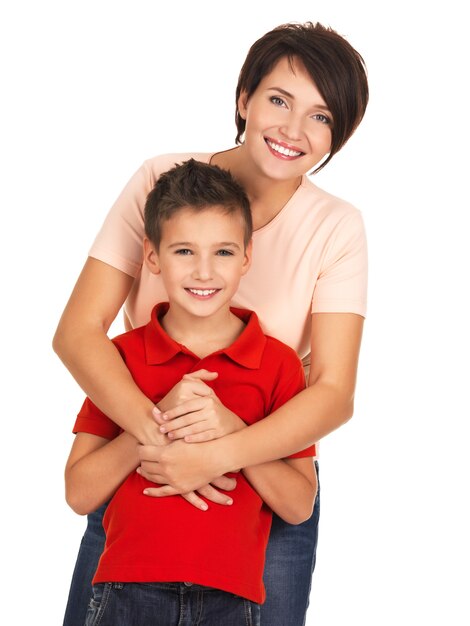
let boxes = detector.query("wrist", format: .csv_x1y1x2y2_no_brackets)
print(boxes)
134,402,166,445
210,432,242,474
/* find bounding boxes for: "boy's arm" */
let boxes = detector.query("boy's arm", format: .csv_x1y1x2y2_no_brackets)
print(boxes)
65,430,139,516
242,456,317,525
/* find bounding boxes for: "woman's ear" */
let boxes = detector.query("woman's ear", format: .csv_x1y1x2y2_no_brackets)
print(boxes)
143,237,161,275
237,90,249,120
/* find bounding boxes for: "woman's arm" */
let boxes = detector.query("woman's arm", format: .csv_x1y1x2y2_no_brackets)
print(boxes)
65,431,139,515
137,312,364,492
53,257,163,445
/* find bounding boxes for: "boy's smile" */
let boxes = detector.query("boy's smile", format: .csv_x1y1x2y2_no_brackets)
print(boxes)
144,206,252,330
185,287,220,299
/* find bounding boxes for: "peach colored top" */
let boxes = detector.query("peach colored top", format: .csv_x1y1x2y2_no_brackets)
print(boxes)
89,152,367,365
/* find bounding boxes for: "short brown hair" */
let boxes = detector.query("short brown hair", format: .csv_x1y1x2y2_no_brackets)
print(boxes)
235,22,369,172
144,159,252,249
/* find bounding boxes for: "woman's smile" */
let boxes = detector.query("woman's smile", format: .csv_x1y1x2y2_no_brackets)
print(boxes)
265,137,304,159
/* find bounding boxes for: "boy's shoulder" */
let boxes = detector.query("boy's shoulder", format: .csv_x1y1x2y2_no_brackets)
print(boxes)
111,324,147,358
262,333,303,369
231,307,303,372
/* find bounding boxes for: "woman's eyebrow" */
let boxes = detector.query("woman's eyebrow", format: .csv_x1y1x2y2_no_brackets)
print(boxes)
268,86,294,98
267,87,331,111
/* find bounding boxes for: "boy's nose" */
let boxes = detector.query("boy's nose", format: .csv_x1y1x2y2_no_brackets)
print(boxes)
192,257,213,281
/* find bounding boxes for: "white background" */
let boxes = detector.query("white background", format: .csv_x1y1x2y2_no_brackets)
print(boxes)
1,1,469,624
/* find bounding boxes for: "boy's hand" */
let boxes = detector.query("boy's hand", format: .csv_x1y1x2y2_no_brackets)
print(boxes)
154,369,246,442
156,369,218,416
157,393,246,442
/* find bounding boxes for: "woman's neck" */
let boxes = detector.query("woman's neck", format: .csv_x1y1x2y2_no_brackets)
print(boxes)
211,146,302,231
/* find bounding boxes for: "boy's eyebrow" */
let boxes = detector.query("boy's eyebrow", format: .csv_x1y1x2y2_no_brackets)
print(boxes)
267,87,331,111
167,242,193,248
167,241,242,250
218,241,242,250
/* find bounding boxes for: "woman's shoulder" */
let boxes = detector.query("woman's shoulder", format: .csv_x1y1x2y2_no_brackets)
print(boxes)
299,175,362,220
142,152,213,182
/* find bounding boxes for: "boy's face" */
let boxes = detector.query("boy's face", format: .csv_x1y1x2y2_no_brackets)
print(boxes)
144,206,252,320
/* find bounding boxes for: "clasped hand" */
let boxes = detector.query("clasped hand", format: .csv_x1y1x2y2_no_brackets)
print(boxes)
137,369,244,511
155,371,245,442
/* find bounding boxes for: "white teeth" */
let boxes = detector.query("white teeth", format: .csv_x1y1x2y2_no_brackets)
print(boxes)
267,140,302,157
188,289,217,296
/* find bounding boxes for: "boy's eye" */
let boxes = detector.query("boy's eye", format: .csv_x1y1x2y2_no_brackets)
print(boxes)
270,96,287,107
217,249,234,256
175,248,192,255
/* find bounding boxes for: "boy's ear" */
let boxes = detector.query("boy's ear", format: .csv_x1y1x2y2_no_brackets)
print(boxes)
237,90,249,120
143,237,161,275
241,239,253,275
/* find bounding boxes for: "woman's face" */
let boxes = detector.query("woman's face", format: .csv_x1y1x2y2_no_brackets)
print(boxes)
238,56,333,181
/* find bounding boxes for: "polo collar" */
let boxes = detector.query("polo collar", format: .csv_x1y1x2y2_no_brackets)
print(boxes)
144,303,266,369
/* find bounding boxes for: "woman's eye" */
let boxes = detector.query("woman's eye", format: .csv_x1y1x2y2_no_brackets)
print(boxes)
270,96,287,107
175,248,192,255
312,113,331,125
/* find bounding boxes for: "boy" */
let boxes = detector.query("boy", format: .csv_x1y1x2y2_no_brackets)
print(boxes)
65,159,317,625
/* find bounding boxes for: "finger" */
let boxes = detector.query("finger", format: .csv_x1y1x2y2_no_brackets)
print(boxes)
153,407,165,425
160,398,211,424
159,404,209,433
183,431,217,443
210,475,238,491
143,484,179,497
197,484,233,506
181,491,209,510
180,380,214,398
183,369,219,382
142,485,208,512
169,424,215,441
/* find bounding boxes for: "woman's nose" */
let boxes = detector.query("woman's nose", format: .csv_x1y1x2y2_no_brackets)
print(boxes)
279,114,303,142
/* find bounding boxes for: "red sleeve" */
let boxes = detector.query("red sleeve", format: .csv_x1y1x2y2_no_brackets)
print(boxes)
73,397,122,440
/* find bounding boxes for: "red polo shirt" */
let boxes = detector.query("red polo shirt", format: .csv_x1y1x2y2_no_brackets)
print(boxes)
73,303,316,604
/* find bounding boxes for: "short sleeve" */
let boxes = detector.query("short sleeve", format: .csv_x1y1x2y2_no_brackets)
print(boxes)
88,153,211,278
88,160,155,277
268,348,317,459
73,397,122,440
311,209,368,317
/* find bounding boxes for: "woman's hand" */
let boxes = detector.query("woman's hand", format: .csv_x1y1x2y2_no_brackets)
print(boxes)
137,439,231,496
137,443,236,510
139,470,237,511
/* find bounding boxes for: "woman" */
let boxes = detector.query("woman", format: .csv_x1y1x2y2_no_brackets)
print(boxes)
55,22,368,626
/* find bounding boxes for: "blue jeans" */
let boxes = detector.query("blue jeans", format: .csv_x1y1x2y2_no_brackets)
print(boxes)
64,463,320,626
85,582,260,626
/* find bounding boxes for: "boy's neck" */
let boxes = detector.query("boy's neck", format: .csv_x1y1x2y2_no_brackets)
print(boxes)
160,305,246,359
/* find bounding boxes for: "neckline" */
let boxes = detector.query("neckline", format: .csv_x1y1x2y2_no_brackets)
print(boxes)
207,150,307,235
251,175,306,235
